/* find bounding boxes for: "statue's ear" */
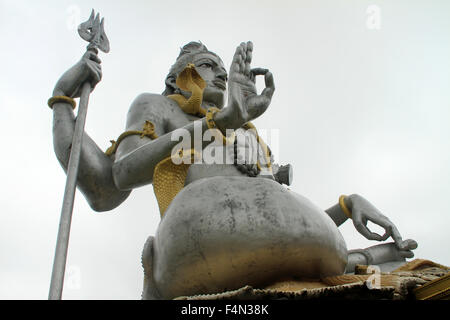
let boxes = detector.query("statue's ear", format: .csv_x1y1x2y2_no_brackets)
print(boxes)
164,75,178,94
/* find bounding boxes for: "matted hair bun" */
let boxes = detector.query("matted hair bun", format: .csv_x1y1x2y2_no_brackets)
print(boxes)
177,41,209,59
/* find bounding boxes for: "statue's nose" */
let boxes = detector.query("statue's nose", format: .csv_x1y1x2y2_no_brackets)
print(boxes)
216,70,227,82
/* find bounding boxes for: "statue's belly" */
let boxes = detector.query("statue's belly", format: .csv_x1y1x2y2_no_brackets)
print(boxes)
153,176,348,299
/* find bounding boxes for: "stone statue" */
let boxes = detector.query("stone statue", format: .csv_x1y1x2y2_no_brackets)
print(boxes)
50,41,418,299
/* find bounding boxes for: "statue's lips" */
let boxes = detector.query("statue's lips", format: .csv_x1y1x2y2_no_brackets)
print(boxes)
212,79,226,90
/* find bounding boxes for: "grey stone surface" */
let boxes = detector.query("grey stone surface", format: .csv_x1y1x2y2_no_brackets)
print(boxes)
148,176,347,299
50,40,419,299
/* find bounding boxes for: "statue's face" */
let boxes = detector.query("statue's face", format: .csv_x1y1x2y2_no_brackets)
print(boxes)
190,52,227,108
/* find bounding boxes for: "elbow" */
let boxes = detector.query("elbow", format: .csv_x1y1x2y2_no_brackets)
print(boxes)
89,200,114,212
81,175,132,212
112,158,154,191
112,160,135,191
88,191,131,212
75,161,132,212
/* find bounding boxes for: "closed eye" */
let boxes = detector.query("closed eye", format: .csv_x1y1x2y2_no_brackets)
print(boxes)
198,62,213,68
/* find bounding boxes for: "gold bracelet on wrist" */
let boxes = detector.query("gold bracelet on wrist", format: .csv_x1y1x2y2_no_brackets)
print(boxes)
205,107,235,145
339,195,352,219
48,96,76,110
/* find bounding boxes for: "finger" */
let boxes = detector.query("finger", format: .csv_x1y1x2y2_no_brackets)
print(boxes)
380,230,391,241
87,60,102,73
376,220,392,241
389,225,405,249
402,239,418,250
231,46,244,73
237,54,244,73
231,60,241,73
240,59,246,75
261,71,275,99
354,222,378,240
87,63,101,83
249,72,256,83
247,41,253,52
245,50,252,64
399,249,414,259
251,68,269,76
82,50,92,59
244,51,252,76
87,59,101,69
250,68,268,83
369,215,402,244
240,42,247,53
88,51,102,64
83,50,101,64
362,216,368,226
239,42,247,70
353,215,384,241
92,70,101,83
244,42,252,77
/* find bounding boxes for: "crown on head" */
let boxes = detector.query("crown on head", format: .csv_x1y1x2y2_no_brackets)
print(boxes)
177,41,211,60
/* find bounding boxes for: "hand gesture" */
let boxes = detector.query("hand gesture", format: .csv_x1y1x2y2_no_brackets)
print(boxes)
224,41,275,129
347,194,418,251
53,50,102,98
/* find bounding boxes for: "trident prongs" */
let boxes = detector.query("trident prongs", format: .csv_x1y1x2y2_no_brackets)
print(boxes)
77,9,110,53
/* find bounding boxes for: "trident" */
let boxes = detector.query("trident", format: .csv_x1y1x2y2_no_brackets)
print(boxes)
49,9,110,300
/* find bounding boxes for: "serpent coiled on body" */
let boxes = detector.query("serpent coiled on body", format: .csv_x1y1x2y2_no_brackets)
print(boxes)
106,63,272,216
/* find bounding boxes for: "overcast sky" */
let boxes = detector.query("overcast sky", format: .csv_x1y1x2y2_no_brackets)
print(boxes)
0,0,449,299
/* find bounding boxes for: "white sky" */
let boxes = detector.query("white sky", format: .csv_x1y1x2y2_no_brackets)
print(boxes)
0,0,449,299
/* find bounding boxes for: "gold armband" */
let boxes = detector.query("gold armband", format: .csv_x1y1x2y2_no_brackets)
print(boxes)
105,120,158,156
339,195,352,219
48,96,76,110
205,107,235,145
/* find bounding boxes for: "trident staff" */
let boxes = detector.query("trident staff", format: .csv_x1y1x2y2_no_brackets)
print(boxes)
48,9,110,300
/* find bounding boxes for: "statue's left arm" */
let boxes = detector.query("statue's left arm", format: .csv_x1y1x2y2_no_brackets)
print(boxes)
325,194,418,251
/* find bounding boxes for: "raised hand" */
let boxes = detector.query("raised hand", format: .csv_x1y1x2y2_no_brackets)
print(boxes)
52,50,102,98
222,41,275,129
347,194,418,251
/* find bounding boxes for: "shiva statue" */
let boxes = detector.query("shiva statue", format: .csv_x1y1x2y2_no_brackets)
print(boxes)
49,41,418,299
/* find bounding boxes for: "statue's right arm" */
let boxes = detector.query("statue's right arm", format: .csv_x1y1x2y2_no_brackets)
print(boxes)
112,94,215,190
113,41,275,190
51,50,131,212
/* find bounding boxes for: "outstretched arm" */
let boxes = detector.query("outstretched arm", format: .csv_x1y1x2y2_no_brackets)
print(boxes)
112,41,276,190
111,94,216,190
51,51,130,211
